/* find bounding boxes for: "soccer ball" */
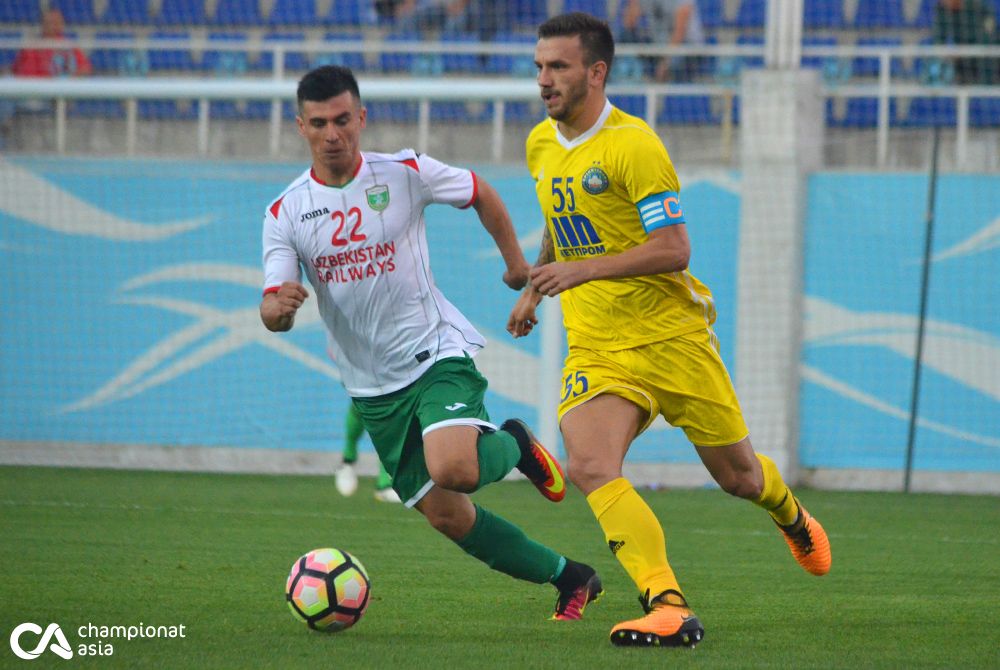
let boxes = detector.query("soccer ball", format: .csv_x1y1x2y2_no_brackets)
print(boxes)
285,548,371,632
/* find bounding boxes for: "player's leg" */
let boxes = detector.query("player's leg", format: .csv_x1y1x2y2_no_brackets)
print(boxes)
561,393,702,647
373,461,401,502
414,486,602,620
696,438,831,576
335,403,364,497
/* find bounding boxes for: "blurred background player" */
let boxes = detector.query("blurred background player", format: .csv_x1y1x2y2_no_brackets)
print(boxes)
617,0,704,82
335,402,401,503
932,0,999,84
508,13,831,648
260,65,603,622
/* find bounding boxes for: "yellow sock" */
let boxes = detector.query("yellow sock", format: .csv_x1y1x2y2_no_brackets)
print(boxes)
754,454,800,526
586,477,682,602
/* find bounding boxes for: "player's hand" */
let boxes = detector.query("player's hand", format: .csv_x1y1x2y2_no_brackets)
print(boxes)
274,281,309,316
503,260,532,291
530,261,591,297
506,290,540,338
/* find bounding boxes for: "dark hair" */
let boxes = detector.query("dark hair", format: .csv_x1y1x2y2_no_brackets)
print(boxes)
537,12,615,72
297,65,361,110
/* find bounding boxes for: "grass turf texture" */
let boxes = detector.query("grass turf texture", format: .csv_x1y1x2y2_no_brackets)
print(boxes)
1,466,997,669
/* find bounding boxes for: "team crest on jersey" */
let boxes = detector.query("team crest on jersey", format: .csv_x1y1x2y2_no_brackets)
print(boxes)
582,166,609,195
366,185,389,211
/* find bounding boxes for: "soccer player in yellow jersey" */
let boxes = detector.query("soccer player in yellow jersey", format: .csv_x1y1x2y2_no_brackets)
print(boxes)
507,12,832,648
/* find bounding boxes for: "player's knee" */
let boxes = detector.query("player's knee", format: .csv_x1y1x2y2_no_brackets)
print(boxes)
717,472,763,500
566,456,619,494
428,465,478,493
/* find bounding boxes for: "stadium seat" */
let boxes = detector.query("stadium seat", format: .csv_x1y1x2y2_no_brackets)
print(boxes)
697,0,725,29
90,30,138,72
563,0,608,20
442,31,480,73
836,96,898,127
315,32,366,72
733,0,765,28
257,32,309,72
970,98,1000,127
801,35,837,70
507,0,547,28
903,96,957,127
803,0,845,29
202,32,249,74
365,101,418,123
852,37,904,78
0,31,22,70
324,0,375,27
155,0,206,25
68,100,125,118
911,0,937,28
484,31,535,76
854,0,905,28
737,34,764,68
268,0,316,26
148,31,198,70
50,0,96,24
610,94,647,118
139,99,200,120
0,0,41,24
100,0,149,25
212,0,263,26
209,99,270,119
658,95,716,124
379,31,417,73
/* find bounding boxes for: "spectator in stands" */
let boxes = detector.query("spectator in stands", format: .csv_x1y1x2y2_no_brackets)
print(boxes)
933,0,998,84
387,0,503,41
617,0,705,81
12,8,92,77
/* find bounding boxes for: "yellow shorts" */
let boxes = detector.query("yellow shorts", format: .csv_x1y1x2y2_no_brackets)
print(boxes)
557,329,749,447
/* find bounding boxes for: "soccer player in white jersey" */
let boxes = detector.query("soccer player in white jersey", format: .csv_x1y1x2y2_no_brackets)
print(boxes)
259,65,603,621
506,13,831,648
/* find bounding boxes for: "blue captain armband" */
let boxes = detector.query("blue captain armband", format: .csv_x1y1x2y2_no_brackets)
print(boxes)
636,191,685,233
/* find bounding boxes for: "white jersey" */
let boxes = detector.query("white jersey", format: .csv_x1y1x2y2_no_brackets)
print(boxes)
263,149,485,397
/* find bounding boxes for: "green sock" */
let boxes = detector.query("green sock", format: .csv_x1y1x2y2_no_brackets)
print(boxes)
343,403,364,463
474,429,520,490
375,463,392,490
456,505,562,584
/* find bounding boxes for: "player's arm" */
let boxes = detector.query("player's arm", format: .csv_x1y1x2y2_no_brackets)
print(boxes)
506,224,554,338
530,224,690,298
472,176,531,290
260,282,309,332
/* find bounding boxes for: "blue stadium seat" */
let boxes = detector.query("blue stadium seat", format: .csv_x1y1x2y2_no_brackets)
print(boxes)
658,95,716,124
563,0,608,20
970,98,1000,127
365,101,418,122
854,0,905,28
737,34,764,68
315,32,365,71
209,99,270,119
852,37,904,77
430,101,481,123
803,0,845,29
837,97,898,127
734,0,765,28
911,0,936,28
147,31,197,70
139,99,200,120
212,0,262,26
50,0,96,24
257,32,309,72
379,31,417,72
0,1,41,24
801,35,837,69
155,0,206,25
484,31,535,76
100,0,149,25
609,94,647,118
507,0,547,28
90,30,138,72
442,31,480,73
268,0,316,26
697,0,725,29
325,0,375,27
0,31,22,69
904,97,957,127
202,32,249,74
68,100,125,118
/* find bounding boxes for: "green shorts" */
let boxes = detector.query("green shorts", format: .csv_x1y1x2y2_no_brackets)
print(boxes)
351,356,494,507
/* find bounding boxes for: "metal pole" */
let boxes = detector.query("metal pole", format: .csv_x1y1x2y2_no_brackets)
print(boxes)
903,124,941,493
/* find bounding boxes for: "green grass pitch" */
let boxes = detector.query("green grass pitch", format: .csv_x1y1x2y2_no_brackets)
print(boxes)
1,465,998,669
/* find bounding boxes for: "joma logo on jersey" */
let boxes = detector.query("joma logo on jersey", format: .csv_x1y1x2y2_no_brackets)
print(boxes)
300,207,330,222
551,214,605,258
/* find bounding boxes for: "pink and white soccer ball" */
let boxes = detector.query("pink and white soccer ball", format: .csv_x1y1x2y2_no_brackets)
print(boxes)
285,548,371,632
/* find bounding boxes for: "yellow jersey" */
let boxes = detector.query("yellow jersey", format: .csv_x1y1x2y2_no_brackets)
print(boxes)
526,100,717,351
